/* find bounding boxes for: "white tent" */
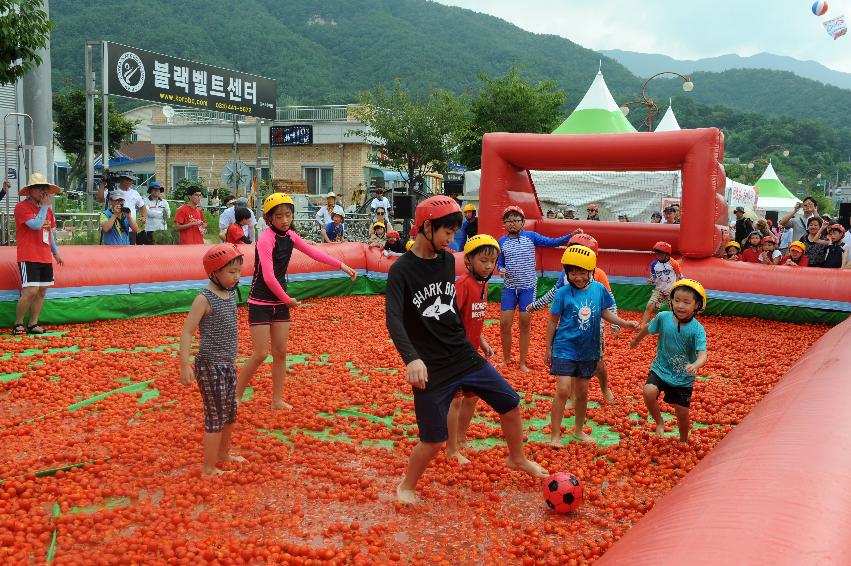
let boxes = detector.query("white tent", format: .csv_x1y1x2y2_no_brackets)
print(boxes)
654,103,682,132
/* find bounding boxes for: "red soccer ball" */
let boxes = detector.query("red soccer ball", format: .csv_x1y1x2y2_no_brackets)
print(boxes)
543,472,583,513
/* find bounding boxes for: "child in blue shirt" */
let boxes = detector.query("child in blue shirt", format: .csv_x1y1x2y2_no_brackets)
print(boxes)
498,205,578,372
630,279,708,443
322,211,345,242
545,246,637,444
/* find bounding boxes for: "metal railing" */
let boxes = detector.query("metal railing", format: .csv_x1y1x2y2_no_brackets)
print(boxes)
171,105,353,125
276,105,349,122
293,212,386,244
171,109,249,124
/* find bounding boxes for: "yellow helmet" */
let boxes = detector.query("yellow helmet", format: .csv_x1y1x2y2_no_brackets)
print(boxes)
561,245,596,271
788,241,806,253
725,241,741,251
670,279,707,312
405,240,414,252
463,204,477,213
463,234,500,256
372,221,386,230
263,192,294,214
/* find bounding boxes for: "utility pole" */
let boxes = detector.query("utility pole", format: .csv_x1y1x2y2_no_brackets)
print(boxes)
21,0,53,181
85,42,96,213
101,41,109,185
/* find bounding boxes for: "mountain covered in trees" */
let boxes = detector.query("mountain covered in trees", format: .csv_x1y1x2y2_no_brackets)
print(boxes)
48,0,851,198
50,0,851,127
603,49,851,91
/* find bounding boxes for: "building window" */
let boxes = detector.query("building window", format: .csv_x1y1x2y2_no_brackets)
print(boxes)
172,164,199,184
248,166,271,182
130,132,139,142
303,166,333,195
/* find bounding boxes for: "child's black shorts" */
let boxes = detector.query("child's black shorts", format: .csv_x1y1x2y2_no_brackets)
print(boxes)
645,371,693,408
550,357,597,379
413,363,520,443
248,302,291,325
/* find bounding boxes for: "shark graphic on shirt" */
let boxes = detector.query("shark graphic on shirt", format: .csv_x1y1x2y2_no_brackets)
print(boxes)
421,296,456,320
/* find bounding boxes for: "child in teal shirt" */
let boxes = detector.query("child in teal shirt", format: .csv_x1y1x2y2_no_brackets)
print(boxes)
630,279,708,443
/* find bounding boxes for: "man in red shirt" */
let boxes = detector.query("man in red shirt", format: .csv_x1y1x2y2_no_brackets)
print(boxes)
174,187,207,245
10,174,64,335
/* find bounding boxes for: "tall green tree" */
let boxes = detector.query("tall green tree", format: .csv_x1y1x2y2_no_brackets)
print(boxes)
458,66,566,169
350,81,467,192
53,86,138,184
0,0,53,85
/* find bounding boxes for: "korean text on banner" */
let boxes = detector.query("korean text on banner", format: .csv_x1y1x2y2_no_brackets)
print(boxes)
103,42,277,119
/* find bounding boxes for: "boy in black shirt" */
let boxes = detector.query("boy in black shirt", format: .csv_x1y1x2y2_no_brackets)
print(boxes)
822,224,847,268
386,196,547,504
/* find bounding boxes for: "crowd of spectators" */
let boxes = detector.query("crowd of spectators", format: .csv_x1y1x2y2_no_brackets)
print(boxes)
729,197,850,268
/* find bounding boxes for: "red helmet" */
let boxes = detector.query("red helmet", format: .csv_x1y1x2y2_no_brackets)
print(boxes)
652,241,672,254
828,223,846,234
587,203,599,211
568,233,599,254
414,195,462,229
387,230,400,239
203,243,244,277
760,235,776,244
502,205,525,220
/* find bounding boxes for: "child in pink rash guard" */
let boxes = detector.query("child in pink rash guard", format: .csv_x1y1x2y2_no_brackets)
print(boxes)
235,193,357,409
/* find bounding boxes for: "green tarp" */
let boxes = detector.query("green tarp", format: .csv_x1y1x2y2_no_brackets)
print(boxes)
1,275,845,326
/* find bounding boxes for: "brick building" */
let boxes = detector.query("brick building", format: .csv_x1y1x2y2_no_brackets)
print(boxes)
148,105,383,208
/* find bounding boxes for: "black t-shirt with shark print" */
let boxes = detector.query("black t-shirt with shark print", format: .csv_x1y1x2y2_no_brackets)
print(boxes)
385,249,484,391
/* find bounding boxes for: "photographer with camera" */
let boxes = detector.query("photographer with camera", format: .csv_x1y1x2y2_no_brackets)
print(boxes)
99,192,139,245
96,170,146,244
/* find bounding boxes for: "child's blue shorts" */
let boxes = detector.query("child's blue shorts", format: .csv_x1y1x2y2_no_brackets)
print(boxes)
413,363,520,443
550,357,597,379
501,287,536,312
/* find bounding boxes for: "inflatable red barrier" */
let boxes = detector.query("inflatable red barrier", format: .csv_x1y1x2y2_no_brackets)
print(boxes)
532,220,681,256
0,242,369,291
479,129,728,258
598,317,851,566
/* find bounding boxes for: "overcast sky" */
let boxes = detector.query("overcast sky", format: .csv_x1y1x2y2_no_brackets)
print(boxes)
435,0,851,73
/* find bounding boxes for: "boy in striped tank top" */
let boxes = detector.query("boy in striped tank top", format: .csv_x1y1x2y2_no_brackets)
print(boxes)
179,244,247,477
497,206,579,372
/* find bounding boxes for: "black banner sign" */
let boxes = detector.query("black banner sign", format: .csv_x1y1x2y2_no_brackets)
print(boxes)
270,125,313,147
104,42,277,119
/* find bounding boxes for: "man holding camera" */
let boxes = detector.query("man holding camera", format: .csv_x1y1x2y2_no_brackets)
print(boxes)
96,170,146,244
100,192,139,245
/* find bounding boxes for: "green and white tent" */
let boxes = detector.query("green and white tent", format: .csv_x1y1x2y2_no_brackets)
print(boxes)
552,71,637,134
754,162,800,213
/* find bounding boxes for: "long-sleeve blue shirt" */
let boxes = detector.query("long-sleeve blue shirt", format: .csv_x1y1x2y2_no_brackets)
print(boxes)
497,230,572,289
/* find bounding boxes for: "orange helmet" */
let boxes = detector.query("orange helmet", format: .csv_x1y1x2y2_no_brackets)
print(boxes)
568,233,599,254
502,205,525,220
414,195,461,229
203,244,243,277
653,241,672,254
